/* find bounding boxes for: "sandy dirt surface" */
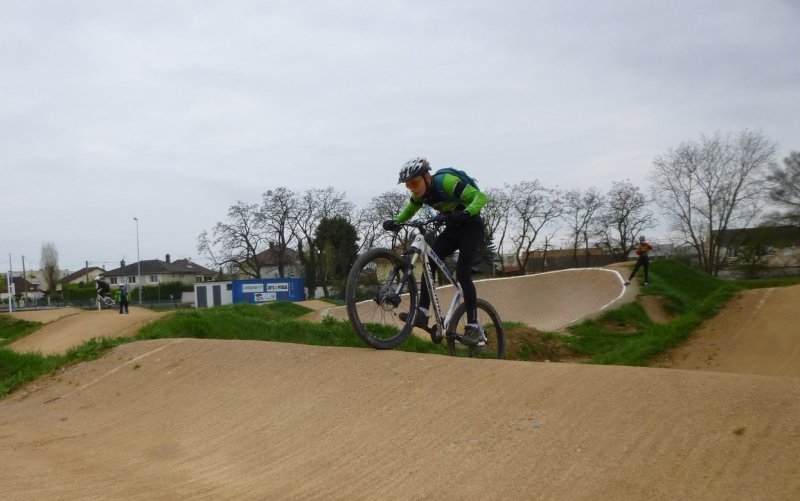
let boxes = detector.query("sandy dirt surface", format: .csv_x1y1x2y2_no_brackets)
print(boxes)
1,339,798,500
8,308,168,355
654,285,800,377
6,307,80,324
2,275,800,499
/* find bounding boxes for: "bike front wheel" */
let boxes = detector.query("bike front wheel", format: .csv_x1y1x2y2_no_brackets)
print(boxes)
345,248,419,350
447,299,505,359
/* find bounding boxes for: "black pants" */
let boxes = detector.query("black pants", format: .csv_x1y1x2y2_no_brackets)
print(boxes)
419,218,483,324
629,255,650,282
119,298,129,314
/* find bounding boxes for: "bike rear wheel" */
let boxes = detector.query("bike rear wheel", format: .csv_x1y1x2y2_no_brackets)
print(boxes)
345,248,419,350
447,299,505,359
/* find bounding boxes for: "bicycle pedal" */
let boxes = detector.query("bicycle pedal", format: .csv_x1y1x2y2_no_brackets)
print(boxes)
427,327,443,344
455,334,480,346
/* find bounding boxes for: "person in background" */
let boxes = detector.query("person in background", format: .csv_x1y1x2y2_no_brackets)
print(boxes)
116,284,131,314
625,235,653,286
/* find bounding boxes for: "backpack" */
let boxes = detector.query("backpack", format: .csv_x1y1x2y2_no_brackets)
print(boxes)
433,167,480,193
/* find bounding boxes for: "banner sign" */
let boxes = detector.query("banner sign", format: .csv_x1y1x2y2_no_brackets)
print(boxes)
232,278,304,304
241,283,264,293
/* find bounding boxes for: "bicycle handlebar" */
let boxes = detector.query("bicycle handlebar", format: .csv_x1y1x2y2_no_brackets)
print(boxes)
400,215,447,228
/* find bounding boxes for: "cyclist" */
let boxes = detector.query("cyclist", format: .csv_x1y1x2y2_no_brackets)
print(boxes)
95,277,111,298
382,157,488,345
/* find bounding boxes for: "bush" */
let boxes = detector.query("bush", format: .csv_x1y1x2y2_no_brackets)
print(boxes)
62,283,97,301
137,281,193,301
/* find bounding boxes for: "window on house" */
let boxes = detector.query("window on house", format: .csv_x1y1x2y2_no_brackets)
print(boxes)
129,276,137,283
110,277,118,284
149,275,159,283
726,247,737,258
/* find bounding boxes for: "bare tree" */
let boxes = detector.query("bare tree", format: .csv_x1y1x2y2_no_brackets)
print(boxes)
294,187,354,296
480,186,513,272
764,151,800,225
259,187,299,278
596,180,656,262
509,181,563,273
40,242,60,294
563,188,605,266
650,130,777,275
197,201,269,278
355,190,410,253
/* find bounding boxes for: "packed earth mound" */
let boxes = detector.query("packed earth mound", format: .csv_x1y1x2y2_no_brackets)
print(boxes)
1,275,799,499
9,307,168,355
1,339,798,499
324,268,631,332
654,284,800,377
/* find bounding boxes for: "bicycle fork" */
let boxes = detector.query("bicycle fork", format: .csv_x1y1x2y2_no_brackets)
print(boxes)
408,234,465,344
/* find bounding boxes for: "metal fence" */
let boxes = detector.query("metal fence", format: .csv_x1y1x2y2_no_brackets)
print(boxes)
2,299,193,313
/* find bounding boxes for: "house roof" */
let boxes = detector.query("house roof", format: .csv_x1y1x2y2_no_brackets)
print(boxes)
251,245,299,266
715,226,800,247
11,276,40,293
102,258,215,277
60,266,105,284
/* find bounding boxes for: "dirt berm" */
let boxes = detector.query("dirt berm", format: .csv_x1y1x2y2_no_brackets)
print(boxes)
1,338,798,500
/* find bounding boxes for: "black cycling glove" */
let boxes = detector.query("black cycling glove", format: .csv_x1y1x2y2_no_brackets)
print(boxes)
446,210,470,225
382,219,402,232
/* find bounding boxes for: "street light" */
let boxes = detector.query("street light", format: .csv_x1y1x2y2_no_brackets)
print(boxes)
134,217,142,305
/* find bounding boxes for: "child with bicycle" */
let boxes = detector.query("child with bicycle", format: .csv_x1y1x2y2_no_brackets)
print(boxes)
382,157,488,345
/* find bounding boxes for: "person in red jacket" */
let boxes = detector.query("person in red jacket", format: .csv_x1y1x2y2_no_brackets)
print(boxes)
625,235,653,286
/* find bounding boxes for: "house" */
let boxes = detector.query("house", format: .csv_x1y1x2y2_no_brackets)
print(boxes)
0,276,42,302
60,266,106,288
101,254,216,287
715,225,800,278
238,243,301,278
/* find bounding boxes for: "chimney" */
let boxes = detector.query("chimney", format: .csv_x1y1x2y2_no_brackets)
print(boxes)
166,253,171,264
121,259,126,268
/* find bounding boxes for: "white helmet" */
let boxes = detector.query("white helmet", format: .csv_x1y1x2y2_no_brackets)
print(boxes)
398,157,431,183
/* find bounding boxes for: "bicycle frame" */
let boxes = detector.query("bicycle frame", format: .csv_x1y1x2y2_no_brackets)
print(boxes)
404,230,464,339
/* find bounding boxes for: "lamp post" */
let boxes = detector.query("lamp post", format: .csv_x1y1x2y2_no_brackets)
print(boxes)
134,217,142,305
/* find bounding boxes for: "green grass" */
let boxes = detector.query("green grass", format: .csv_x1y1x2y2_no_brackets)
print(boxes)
729,275,800,289
561,260,740,366
2,263,797,397
0,316,43,347
137,302,448,355
0,336,124,398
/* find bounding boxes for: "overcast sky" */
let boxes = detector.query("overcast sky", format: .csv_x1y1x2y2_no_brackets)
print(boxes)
3,0,799,273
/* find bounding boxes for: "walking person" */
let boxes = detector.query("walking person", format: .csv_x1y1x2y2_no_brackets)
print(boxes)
382,157,488,345
625,236,653,286
116,284,131,314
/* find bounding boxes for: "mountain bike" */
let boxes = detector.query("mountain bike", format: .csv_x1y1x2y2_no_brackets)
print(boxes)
345,217,505,359
93,294,116,310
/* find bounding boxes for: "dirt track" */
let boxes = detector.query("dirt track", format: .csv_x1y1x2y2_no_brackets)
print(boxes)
9,307,167,355
1,278,799,499
655,285,800,377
